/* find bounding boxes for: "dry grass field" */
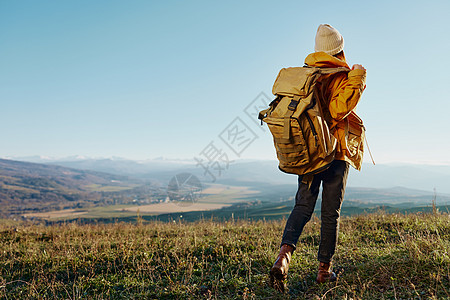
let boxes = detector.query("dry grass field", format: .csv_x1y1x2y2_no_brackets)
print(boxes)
0,211,449,299
121,202,231,214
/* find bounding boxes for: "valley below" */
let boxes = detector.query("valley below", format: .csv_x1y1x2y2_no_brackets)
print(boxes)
1,157,450,224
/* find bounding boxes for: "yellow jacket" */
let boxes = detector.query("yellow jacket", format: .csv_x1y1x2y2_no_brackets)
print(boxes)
304,52,367,170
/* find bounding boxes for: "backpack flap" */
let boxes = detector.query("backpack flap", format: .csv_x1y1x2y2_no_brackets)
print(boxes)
272,67,320,97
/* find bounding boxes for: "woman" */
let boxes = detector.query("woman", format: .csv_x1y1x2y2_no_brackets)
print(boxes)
269,24,367,291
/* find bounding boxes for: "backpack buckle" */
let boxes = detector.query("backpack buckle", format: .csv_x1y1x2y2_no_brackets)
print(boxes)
288,99,299,111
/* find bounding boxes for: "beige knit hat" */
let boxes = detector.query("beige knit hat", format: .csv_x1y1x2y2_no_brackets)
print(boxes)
314,24,344,55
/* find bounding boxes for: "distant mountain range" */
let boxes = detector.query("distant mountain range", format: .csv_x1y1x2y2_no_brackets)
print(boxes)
17,156,450,195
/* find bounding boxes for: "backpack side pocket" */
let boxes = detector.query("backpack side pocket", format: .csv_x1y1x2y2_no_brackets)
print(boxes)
265,117,310,168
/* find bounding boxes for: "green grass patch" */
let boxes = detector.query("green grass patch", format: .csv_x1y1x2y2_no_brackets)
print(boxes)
0,212,449,299
83,184,139,192
78,205,143,219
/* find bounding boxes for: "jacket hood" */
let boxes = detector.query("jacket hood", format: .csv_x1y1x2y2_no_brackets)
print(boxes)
304,52,350,69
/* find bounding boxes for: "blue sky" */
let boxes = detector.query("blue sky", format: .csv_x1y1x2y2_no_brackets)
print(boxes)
1,0,450,164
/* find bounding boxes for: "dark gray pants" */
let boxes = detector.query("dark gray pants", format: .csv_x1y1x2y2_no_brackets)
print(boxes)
280,160,349,263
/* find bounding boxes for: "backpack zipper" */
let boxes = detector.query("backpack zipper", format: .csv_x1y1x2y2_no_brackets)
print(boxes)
304,113,318,148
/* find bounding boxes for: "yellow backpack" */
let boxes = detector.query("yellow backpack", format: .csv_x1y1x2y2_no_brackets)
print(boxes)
259,66,350,176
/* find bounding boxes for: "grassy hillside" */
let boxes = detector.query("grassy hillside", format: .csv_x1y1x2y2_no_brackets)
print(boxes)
0,212,449,299
0,159,159,218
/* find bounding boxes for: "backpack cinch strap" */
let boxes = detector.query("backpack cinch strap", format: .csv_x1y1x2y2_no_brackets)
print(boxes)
283,95,300,139
258,108,270,123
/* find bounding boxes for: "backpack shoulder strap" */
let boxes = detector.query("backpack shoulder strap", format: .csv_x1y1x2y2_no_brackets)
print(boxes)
318,67,351,74
303,65,350,75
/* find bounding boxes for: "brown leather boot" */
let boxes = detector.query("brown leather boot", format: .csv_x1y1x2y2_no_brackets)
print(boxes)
316,261,337,284
269,244,294,292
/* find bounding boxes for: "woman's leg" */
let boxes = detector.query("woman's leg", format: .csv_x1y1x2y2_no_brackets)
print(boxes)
281,174,321,249
270,173,321,291
317,160,349,263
